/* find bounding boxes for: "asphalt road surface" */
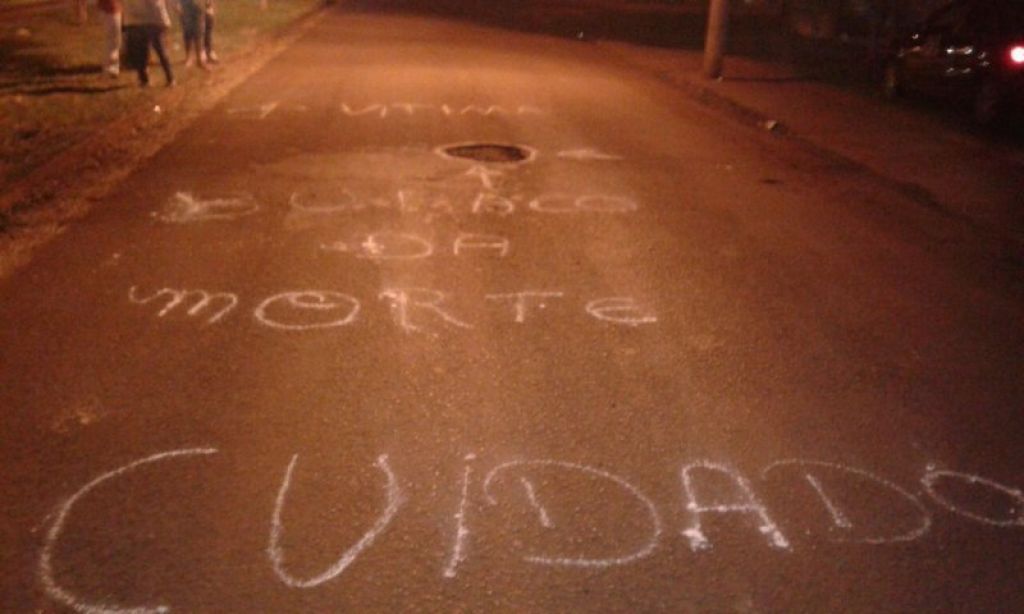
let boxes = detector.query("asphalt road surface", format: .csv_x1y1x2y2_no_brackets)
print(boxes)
2,3,1023,612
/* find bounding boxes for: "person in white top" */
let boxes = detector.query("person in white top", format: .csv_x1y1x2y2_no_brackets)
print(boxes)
97,0,122,77
122,0,175,87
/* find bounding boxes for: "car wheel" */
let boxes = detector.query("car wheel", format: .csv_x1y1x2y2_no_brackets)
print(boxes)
973,78,1003,126
882,61,903,100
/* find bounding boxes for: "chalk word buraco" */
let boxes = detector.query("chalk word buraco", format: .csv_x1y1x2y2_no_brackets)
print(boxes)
154,193,260,224
129,286,657,331
39,449,1024,612
290,190,639,218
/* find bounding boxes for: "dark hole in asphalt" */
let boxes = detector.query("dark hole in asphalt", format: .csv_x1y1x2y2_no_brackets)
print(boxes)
443,143,530,163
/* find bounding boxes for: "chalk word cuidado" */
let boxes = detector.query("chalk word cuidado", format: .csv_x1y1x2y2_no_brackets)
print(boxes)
39,449,1024,612
129,286,658,332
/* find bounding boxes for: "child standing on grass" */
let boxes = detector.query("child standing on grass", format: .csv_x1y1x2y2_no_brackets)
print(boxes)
123,0,175,87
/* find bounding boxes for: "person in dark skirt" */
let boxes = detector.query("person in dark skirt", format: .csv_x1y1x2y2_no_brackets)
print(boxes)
122,0,175,87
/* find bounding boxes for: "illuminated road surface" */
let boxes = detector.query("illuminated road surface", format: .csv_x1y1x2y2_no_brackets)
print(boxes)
2,4,1023,611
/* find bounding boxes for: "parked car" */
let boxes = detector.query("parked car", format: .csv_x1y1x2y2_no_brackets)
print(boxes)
882,0,1024,124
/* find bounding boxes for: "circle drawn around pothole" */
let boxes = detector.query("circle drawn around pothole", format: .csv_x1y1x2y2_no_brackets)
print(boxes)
439,143,535,164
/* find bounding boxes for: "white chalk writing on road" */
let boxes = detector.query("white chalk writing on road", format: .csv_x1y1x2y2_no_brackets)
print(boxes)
557,148,624,161
379,288,474,335
680,460,791,552
320,232,510,261
921,466,1024,528
129,286,239,324
268,454,404,588
585,298,658,327
39,447,218,614
443,454,477,579
485,291,565,323
254,291,361,331
483,460,664,569
129,286,656,333
339,103,545,119
464,165,504,190
289,190,639,218
322,232,434,261
762,459,932,544
519,477,555,529
37,450,1024,611
154,192,260,224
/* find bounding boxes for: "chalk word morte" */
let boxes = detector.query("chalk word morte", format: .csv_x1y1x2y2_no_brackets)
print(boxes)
129,286,658,332
38,448,1024,611
227,103,547,120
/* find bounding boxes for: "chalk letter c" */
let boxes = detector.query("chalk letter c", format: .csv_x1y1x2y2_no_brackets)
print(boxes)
39,447,219,614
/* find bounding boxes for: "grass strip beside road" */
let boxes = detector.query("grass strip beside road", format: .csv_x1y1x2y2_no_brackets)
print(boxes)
0,0,323,189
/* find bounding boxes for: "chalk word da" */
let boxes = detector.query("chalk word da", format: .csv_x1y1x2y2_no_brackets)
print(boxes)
291,190,638,217
321,231,510,261
128,286,658,332
39,449,1024,612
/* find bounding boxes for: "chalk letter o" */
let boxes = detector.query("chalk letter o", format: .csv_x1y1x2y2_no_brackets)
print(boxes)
762,459,932,544
586,298,657,327
922,468,1024,528
255,291,360,331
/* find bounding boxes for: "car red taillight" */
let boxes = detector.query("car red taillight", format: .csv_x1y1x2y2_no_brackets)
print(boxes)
1010,45,1024,65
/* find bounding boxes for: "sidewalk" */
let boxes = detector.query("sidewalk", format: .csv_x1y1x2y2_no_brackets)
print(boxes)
603,42,1024,248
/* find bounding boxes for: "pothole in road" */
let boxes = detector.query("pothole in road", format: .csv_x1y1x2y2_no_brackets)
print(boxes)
439,143,535,164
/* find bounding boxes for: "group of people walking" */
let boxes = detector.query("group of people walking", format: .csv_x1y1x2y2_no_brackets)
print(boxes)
97,0,218,88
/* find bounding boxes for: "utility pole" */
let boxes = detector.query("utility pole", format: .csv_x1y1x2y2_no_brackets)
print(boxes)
703,0,730,79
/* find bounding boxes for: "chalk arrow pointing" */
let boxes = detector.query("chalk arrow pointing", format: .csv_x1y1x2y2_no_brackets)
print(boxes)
557,148,623,161
464,165,504,191
258,102,280,119
227,101,280,119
